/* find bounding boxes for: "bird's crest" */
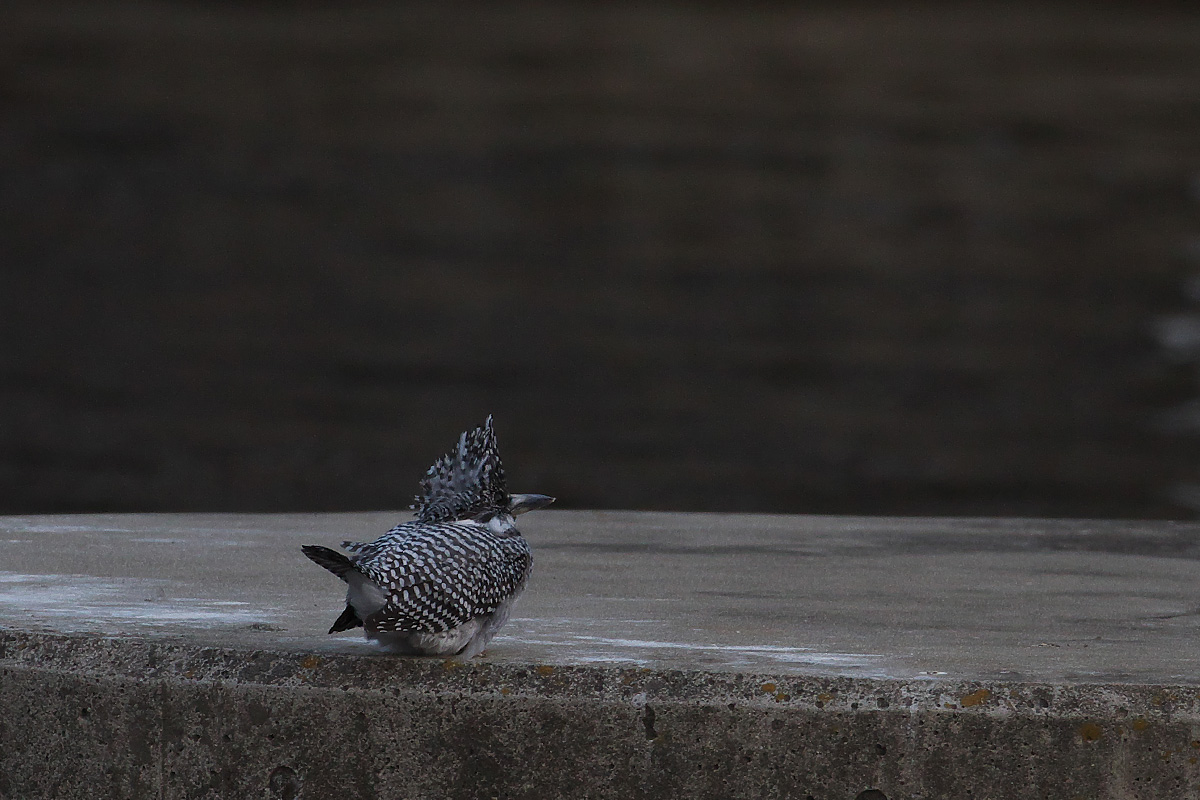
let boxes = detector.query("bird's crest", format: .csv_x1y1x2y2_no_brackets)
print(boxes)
412,416,509,523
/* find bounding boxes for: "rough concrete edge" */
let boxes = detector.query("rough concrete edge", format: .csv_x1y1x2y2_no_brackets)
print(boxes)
4,627,1199,726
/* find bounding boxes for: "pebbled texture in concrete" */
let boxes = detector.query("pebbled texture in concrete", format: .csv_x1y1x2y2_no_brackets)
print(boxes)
4,511,1200,799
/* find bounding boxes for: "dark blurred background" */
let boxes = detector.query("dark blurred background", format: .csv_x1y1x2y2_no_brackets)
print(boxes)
2,2,1199,518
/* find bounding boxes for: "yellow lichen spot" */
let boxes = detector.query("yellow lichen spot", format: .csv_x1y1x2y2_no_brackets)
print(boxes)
1078,723,1103,742
537,665,555,676
1131,718,1149,732
817,693,834,703
441,659,460,670
960,689,991,708
775,693,790,703
299,655,321,670
944,703,957,710
499,687,512,696
761,683,777,694
1191,740,1200,750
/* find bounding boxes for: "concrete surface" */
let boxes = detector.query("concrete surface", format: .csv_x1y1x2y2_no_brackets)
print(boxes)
4,511,1200,798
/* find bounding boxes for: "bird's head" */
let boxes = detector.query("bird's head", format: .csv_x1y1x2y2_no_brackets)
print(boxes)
412,416,555,524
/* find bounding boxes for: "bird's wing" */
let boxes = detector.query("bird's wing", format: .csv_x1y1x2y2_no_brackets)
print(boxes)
356,523,530,634
411,415,508,523
363,581,465,634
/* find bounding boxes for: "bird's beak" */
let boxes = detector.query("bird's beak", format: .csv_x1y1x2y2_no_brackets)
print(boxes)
509,493,555,515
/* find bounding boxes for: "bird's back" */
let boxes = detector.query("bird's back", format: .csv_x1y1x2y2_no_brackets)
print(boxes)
345,519,532,635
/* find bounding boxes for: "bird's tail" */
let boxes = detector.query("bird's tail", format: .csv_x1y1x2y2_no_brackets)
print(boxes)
301,545,358,580
328,603,363,633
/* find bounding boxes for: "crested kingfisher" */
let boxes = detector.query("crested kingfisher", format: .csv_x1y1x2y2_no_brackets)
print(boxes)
302,416,553,658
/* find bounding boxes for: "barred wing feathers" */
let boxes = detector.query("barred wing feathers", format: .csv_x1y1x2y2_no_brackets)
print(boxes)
354,520,532,634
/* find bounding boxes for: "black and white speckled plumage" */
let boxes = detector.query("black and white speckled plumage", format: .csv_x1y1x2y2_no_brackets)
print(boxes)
302,416,551,658
409,416,508,524
343,519,531,634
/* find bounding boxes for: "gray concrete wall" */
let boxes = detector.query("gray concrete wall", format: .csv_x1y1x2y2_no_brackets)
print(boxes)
5,511,1200,798
6,631,1200,800
2,3,1200,519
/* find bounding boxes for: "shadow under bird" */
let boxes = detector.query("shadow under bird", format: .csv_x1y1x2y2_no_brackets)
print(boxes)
302,416,553,658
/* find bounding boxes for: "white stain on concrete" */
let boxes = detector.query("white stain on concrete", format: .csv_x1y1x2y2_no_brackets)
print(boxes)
1,523,141,534
0,571,273,631
504,616,889,674
128,537,259,547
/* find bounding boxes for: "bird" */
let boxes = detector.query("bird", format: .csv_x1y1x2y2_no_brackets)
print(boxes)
301,416,553,658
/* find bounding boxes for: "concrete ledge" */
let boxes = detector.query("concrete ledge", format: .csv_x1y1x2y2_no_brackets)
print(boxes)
4,511,1200,798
